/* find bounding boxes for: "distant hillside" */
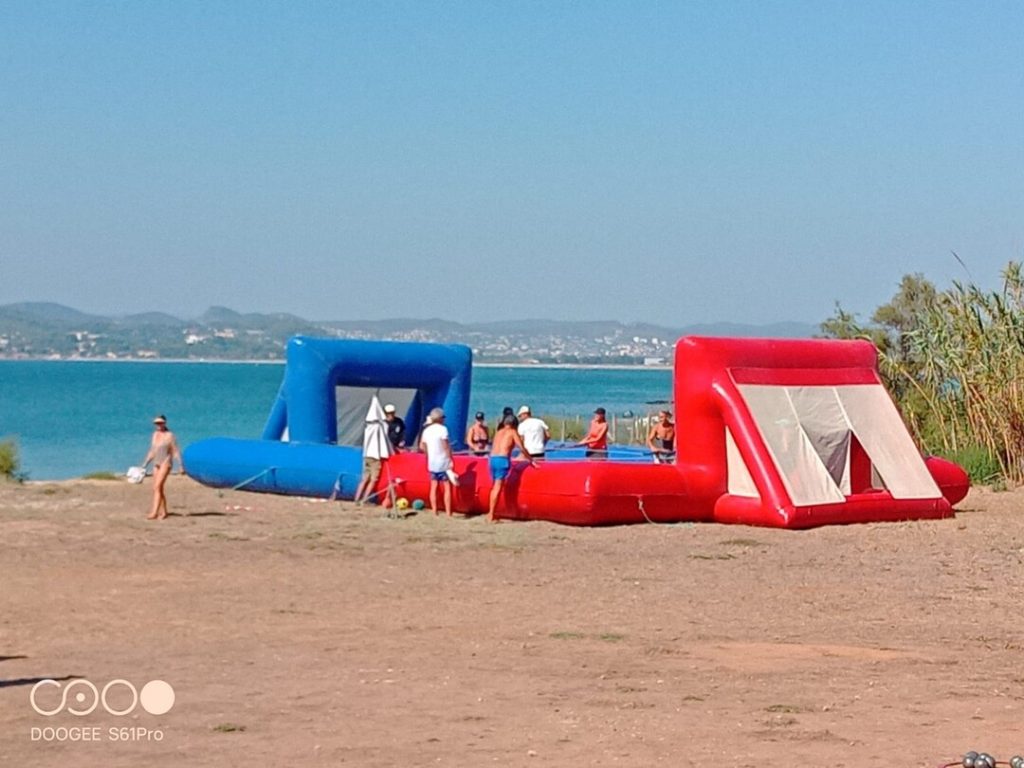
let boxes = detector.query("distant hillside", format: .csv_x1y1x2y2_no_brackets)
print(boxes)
0,302,818,363
120,312,184,328
0,302,107,328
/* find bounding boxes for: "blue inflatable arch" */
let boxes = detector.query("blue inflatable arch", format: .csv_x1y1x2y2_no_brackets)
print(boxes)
184,337,473,498
261,337,473,450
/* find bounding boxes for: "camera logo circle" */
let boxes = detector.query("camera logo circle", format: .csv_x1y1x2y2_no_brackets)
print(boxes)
139,680,175,716
30,679,174,716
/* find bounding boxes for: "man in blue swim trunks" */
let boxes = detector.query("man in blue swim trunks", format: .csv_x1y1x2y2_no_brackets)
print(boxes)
487,414,536,523
419,407,455,516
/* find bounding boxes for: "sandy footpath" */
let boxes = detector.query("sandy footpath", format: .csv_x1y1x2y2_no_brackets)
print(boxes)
1,476,1023,767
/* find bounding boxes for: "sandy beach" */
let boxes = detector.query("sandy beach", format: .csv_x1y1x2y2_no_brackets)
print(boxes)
1,476,1022,767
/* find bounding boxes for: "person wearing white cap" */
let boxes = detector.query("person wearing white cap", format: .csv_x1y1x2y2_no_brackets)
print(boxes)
418,407,455,516
516,405,550,459
383,404,406,451
140,414,183,520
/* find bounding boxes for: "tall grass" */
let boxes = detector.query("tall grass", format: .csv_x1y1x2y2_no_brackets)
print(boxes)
824,261,1024,484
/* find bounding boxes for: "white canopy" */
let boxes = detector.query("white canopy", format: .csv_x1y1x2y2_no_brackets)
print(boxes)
733,383,941,506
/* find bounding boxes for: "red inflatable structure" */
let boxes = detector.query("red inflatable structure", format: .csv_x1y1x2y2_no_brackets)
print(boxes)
381,336,969,528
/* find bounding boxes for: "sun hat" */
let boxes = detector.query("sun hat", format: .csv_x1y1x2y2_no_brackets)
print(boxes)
153,415,167,424
517,405,530,416
383,404,396,414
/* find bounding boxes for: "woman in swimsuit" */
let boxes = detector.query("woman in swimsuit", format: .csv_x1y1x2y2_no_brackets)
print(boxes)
466,411,491,456
141,415,183,520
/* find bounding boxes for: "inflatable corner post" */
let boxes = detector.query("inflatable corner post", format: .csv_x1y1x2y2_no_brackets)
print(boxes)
675,336,964,527
184,334,969,528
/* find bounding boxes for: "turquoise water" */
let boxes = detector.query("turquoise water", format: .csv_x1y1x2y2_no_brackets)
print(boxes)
0,361,672,479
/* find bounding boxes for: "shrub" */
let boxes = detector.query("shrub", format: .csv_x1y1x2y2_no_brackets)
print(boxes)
823,262,1024,484
82,471,118,481
541,415,586,442
0,439,21,481
943,444,1002,486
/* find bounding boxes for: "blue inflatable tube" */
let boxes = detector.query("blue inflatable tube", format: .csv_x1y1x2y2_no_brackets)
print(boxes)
184,437,365,498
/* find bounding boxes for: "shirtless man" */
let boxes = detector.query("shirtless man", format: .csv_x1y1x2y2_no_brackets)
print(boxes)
141,415,183,520
488,415,536,523
646,410,676,463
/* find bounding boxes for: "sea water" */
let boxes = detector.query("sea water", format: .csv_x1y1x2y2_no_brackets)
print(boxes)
0,361,672,480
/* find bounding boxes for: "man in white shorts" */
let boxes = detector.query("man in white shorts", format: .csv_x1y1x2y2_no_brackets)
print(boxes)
516,405,550,460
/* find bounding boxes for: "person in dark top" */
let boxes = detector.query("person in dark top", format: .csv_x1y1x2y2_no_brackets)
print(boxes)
384,404,406,451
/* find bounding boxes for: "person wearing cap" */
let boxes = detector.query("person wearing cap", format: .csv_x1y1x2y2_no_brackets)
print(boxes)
140,414,184,520
647,409,676,464
466,411,490,456
383,404,406,451
576,407,609,460
495,406,517,434
516,405,550,460
418,407,455,516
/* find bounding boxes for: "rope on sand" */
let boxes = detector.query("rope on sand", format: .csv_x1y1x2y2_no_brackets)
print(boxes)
328,472,346,502
232,467,275,491
636,496,684,526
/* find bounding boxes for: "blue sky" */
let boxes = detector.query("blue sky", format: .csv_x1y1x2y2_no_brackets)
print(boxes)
1,1,1022,326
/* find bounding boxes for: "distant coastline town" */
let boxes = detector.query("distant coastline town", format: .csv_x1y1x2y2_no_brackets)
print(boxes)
0,302,817,366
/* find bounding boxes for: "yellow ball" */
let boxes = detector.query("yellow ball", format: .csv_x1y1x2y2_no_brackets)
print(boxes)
396,497,410,510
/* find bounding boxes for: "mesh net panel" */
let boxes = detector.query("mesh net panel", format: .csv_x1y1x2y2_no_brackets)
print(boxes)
738,385,846,506
737,383,941,505
834,385,940,499
787,387,852,494
725,426,759,498
335,387,417,446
